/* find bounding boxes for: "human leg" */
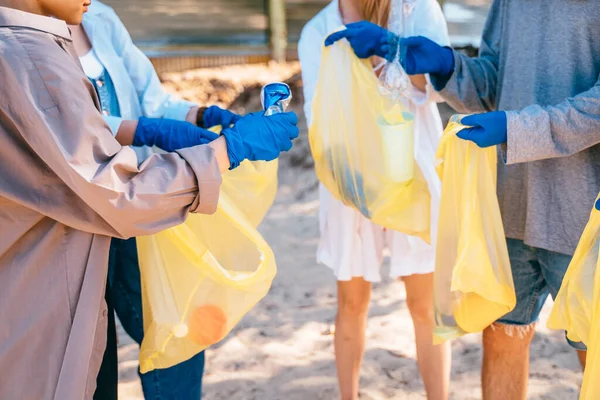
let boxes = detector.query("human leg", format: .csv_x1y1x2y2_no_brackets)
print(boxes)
482,239,548,400
335,278,372,400
482,322,536,400
403,273,451,400
94,280,118,400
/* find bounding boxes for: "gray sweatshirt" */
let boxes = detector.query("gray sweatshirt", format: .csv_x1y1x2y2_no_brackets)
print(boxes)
439,0,600,255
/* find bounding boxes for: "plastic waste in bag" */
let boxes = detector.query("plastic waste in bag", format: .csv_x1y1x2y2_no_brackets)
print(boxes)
137,191,277,373
137,92,289,372
433,115,516,342
548,195,600,399
309,35,431,241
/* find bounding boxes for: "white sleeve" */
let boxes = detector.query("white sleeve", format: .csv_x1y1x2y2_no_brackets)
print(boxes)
406,0,450,105
298,25,325,127
411,0,450,46
108,9,195,121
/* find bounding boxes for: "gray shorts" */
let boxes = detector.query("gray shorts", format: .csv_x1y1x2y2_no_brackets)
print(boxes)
497,239,586,350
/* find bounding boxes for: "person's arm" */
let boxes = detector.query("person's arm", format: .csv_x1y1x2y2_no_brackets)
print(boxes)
106,9,195,121
104,9,238,131
503,74,600,164
2,46,223,240
114,119,136,145
433,0,504,113
409,75,427,93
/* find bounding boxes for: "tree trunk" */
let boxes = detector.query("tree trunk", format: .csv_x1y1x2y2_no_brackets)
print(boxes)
268,0,287,63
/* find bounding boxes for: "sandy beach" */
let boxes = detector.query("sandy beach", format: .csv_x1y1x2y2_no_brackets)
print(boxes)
117,63,584,400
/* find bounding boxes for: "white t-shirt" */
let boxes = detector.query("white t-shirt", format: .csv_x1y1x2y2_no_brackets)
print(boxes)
79,48,105,80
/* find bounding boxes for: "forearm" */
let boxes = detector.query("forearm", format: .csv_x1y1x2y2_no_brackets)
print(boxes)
437,50,499,114
409,74,427,93
186,106,201,125
116,107,202,147
503,84,600,164
207,136,231,172
115,120,137,146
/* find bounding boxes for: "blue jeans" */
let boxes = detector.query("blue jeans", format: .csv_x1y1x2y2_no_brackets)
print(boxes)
499,239,586,350
108,238,206,399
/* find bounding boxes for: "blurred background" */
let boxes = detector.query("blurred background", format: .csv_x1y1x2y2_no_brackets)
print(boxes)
103,0,488,72
112,1,585,399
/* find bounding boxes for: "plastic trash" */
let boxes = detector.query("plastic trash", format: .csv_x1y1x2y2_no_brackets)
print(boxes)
309,34,431,242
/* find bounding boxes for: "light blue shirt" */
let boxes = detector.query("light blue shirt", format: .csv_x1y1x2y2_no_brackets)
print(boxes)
82,1,195,160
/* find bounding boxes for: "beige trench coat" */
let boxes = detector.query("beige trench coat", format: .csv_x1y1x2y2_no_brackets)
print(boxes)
0,7,221,399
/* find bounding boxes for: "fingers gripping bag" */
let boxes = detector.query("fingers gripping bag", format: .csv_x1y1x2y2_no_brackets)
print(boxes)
208,124,278,227
433,115,516,342
308,34,431,241
548,196,600,399
136,190,277,373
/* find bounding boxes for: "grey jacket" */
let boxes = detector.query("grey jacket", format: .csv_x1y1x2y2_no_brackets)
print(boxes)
439,0,600,255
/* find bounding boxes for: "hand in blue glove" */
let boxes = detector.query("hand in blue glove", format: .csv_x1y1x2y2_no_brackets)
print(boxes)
398,36,455,89
324,21,398,61
222,112,299,169
133,117,220,152
201,105,242,129
457,112,508,148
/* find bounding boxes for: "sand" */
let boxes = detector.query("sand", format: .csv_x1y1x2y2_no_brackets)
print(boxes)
117,63,584,399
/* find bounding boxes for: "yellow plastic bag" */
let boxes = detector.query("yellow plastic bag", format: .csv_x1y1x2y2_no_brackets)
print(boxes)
433,115,516,342
209,125,278,227
136,159,278,372
548,195,600,399
220,160,277,226
308,36,431,241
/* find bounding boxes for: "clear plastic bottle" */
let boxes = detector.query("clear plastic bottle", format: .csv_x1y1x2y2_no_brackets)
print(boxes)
261,82,292,115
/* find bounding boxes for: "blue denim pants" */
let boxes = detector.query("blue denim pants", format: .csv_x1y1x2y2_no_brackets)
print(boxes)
108,238,206,399
498,239,586,350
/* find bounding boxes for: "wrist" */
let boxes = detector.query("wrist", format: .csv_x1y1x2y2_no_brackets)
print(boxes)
195,107,208,128
384,32,400,62
132,117,156,147
116,120,138,146
440,47,455,78
221,129,244,170
208,136,232,173
429,47,455,91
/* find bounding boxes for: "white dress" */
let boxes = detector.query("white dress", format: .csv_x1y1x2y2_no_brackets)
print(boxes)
298,0,450,282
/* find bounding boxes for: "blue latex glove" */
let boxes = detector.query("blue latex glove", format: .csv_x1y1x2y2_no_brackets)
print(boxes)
202,105,242,129
324,21,399,61
457,112,508,148
399,36,455,89
222,111,299,169
133,117,220,152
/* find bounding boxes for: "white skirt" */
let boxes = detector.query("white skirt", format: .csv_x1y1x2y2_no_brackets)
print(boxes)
316,100,443,283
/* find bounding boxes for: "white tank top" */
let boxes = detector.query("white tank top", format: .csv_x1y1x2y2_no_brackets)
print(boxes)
79,48,104,79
